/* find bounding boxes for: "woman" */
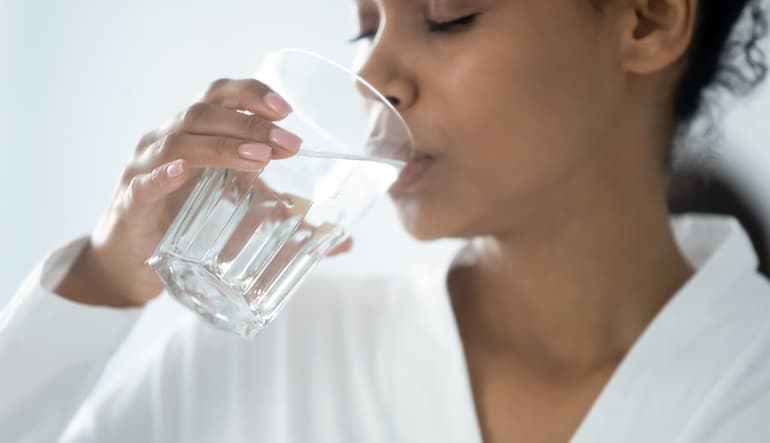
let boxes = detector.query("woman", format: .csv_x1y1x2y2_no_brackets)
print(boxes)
2,0,769,441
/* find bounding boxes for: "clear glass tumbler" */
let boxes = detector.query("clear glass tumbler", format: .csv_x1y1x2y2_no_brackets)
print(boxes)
146,48,414,339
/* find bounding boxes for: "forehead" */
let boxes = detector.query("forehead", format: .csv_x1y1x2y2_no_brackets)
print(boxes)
352,0,481,15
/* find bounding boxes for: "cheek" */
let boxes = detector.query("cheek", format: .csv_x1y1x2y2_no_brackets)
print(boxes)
391,2,624,238
432,15,619,204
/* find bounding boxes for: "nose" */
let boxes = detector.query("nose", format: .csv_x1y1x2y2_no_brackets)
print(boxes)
386,95,401,107
354,44,416,113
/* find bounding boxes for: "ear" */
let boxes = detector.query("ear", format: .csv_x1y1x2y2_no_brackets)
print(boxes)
619,0,698,75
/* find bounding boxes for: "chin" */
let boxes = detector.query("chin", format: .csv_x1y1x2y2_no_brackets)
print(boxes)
391,196,461,241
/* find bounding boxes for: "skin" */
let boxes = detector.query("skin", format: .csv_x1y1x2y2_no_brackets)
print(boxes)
56,0,700,440
56,83,353,307
352,0,697,440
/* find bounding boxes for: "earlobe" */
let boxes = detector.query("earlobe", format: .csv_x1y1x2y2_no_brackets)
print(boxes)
620,0,697,75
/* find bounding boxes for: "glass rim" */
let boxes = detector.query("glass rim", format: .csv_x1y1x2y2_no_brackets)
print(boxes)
261,47,416,153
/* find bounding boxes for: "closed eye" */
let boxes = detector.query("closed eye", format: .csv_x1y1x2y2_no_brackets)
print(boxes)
348,29,377,43
348,13,479,43
426,13,479,33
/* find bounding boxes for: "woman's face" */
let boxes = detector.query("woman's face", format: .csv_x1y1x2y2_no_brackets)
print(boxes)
351,0,657,241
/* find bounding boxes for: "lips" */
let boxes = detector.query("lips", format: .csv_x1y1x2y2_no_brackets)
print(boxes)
410,151,433,161
388,154,435,194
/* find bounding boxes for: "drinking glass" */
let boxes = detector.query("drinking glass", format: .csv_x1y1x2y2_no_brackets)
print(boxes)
146,48,414,339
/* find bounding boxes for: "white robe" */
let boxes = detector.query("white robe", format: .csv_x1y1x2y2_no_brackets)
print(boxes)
1,213,769,442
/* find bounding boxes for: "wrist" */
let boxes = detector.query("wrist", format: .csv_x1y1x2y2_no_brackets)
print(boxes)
54,242,148,308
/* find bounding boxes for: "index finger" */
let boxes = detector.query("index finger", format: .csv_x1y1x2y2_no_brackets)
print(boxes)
199,78,293,122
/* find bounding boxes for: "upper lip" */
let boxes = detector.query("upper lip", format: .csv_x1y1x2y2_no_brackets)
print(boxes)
410,150,435,160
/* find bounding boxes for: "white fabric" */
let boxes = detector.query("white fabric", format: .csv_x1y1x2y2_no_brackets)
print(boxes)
1,214,769,442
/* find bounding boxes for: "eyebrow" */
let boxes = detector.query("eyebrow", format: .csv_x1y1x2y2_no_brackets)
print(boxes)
426,0,483,18
353,0,377,8
352,0,379,24
352,0,481,22
426,0,448,18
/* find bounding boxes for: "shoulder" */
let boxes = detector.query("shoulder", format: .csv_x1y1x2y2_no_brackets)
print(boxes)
681,271,770,441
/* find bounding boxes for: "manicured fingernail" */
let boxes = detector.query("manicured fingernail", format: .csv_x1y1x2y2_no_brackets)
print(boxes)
264,92,293,117
238,143,272,161
270,127,303,152
166,160,184,178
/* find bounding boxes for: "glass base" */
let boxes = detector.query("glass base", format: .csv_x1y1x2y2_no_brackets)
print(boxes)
149,253,268,339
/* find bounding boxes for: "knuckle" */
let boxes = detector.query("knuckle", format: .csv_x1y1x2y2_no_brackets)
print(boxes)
155,133,179,161
182,102,209,128
225,79,267,110
214,136,230,157
120,165,136,185
242,114,270,135
126,176,144,206
135,131,157,154
149,165,164,185
244,78,269,95
205,78,231,97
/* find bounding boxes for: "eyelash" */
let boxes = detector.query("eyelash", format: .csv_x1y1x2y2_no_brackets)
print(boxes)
348,13,478,43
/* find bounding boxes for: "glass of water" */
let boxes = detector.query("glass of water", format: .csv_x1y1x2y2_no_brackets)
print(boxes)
146,48,414,339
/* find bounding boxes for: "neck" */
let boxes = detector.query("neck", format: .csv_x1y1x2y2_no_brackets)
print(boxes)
449,151,693,375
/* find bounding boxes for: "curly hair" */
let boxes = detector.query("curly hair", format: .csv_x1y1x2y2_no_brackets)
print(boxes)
665,0,770,275
674,0,768,127
588,1,769,273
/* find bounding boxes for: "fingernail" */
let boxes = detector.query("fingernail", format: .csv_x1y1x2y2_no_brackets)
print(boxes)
238,143,272,161
166,160,184,178
264,92,293,117
270,127,303,152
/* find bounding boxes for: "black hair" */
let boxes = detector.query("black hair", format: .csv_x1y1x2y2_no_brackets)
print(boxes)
672,0,768,126
647,0,769,276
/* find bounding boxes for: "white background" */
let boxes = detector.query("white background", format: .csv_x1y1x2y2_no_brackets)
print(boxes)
0,0,465,386
1,0,768,383
0,0,464,300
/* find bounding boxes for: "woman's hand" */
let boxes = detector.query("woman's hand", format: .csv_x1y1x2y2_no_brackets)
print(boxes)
55,78,352,308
